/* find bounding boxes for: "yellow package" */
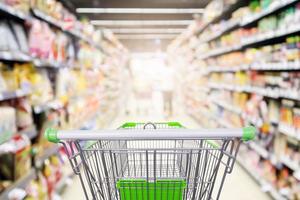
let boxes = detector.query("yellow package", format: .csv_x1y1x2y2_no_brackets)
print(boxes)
14,63,34,89
2,69,18,90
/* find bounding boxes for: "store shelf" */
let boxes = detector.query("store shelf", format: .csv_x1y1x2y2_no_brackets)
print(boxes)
199,24,300,60
0,2,30,21
0,50,71,68
251,61,300,71
243,114,264,127
207,65,248,73
280,156,300,181
211,99,264,127
248,142,280,167
0,51,32,62
33,58,69,68
202,21,239,43
278,123,300,140
209,82,300,101
0,169,36,200
207,61,300,73
55,163,76,193
218,119,233,128
198,45,241,59
248,142,269,159
19,126,38,140
280,156,299,171
200,0,299,45
55,172,75,193
31,9,68,31
31,9,103,53
198,0,298,45
211,99,242,114
242,24,300,46
0,88,31,101
35,145,60,167
196,0,245,35
211,96,300,182
33,100,64,114
237,157,286,200
0,146,62,199
240,0,298,26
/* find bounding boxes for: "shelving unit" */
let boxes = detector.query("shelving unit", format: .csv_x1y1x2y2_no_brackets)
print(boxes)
0,169,37,200
169,0,300,198
35,145,61,166
199,24,300,60
209,82,300,101
0,2,106,57
278,124,300,140
0,1,128,199
0,145,63,199
0,51,31,62
237,157,285,200
0,2,29,21
0,88,31,101
196,0,247,36
207,61,300,73
19,125,38,140
240,0,298,26
33,100,64,114
30,8,102,51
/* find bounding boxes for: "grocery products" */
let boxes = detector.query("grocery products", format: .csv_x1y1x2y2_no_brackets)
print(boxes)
0,0,128,199
0,134,31,181
0,107,16,144
168,0,300,199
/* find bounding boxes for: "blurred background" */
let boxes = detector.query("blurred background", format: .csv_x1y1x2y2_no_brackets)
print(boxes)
0,0,300,199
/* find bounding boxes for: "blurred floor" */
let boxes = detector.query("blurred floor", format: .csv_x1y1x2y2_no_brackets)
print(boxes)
62,96,271,200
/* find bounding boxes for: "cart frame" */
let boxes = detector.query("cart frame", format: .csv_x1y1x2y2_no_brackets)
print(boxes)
45,122,255,200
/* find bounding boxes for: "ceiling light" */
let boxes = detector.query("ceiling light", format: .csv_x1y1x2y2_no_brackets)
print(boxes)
91,20,193,26
76,8,204,14
110,28,184,34
116,34,177,39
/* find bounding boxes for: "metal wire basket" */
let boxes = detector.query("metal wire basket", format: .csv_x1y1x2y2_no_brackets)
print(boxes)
45,122,255,200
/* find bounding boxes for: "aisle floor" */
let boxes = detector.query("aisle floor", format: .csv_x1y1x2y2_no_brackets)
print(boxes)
61,110,271,200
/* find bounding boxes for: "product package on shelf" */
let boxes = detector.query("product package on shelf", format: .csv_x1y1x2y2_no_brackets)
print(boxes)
1,0,30,14
0,106,16,144
0,20,20,52
28,19,73,64
77,42,103,69
30,69,54,106
0,134,31,183
31,0,77,29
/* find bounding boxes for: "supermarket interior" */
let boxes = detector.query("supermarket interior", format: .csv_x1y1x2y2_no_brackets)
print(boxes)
0,0,300,200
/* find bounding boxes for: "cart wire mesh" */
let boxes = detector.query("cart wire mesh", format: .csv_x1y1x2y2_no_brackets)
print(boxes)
61,122,241,200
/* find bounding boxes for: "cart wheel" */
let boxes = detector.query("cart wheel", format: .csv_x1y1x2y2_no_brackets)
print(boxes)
143,122,157,129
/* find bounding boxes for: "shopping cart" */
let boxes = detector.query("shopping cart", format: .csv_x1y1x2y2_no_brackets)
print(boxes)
45,122,255,200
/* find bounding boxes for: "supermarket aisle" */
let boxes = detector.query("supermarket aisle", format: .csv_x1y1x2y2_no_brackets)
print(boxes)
62,110,271,200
